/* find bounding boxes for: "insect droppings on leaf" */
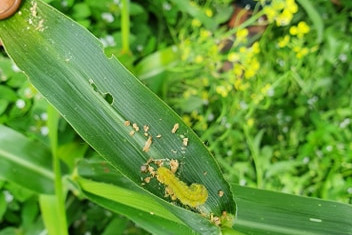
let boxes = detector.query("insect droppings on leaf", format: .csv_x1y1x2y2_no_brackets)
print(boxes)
182,137,189,146
132,123,139,132
210,214,221,226
144,177,151,183
169,159,179,173
147,165,156,177
171,123,179,133
140,164,148,173
30,1,38,17
143,136,152,152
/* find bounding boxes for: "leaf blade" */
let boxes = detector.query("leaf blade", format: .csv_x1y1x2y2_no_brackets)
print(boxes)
232,185,352,235
0,125,54,194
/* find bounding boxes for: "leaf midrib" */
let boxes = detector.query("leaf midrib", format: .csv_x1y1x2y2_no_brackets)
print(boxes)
0,149,54,179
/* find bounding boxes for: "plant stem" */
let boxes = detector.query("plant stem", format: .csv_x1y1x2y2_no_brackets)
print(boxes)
48,105,68,235
121,0,130,54
243,125,263,188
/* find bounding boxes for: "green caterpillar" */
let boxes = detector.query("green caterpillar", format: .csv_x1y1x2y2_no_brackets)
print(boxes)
156,166,208,207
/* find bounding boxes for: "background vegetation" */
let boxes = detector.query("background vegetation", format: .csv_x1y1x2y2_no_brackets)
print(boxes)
0,0,351,234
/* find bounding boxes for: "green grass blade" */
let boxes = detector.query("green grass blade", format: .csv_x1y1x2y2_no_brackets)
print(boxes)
47,105,68,235
39,195,65,235
0,0,234,232
0,125,54,194
232,185,352,235
121,0,130,54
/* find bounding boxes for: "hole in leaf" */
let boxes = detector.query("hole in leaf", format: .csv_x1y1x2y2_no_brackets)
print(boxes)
89,79,98,92
103,92,113,105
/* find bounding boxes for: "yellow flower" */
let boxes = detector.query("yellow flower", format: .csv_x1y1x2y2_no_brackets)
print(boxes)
209,45,218,56
191,19,202,27
216,85,229,97
228,52,240,62
236,28,249,43
183,88,197,98
290,21,310,38
278,35,290,48
234,79,250,91
245,70,255,79
251,42,260,54
205,8,213,17
293,46,309,58
247,118,255,127
201,91,209,100
244,58,260,79
233,64,243,77
289,26,298,35
264,0,297,26
264,6,278,23
276,9,293,26
191,110,200,120
182,115,192,126
297,21,310,34
195,55,204,64
272,0,285,11
234,79,242,90
286,0,298,14
239,46,247,53
200,29,211,40
198,121,208,131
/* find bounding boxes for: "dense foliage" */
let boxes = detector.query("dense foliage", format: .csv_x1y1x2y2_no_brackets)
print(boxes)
0,0,351,234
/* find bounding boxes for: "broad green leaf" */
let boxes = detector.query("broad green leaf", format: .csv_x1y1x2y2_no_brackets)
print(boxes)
232,185,352,235
0,125,54,194
0,0,234,232
81,181,195,235
0,100,9,116
0,85,17,101
102,217,129,235
75,159,194,234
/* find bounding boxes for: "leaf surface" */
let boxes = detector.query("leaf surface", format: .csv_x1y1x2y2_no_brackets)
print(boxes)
0,125,54,194
232,185,352,235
